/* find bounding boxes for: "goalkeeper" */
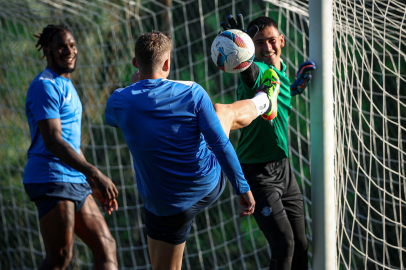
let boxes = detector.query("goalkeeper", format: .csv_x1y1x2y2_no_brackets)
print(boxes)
220,15,316,270
106,30,281,270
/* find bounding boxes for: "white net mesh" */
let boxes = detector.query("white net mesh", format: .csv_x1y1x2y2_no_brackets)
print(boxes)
332,1,406,269
1,0,404,269
268,0,406,268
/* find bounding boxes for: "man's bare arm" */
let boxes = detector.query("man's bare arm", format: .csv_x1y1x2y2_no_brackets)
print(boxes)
79,148,118,214
37,118,119,205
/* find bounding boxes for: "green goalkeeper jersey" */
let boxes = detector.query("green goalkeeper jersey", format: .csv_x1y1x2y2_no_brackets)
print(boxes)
236,60,292,163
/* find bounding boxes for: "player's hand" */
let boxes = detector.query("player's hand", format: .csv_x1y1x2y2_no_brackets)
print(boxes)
92,189,118,215
220,14,259,38
131,70,140,84
290,61,316,96
238,190,255,218
104,199,118,215
88,169,119,202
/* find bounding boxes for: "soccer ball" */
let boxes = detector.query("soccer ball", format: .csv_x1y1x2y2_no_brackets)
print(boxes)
211,29,255,73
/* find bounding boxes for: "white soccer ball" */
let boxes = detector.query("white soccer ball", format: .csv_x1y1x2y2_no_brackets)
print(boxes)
211,29,255,74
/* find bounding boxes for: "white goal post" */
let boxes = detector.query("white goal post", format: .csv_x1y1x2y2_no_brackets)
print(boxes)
309,0,335,269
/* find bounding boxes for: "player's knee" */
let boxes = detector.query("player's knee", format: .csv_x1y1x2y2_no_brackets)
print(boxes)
98,234,117,261
213,103,225,116
280,235,295,256
45,247,73,269
286,236,295,253
214,103,235,120
295,234,308,253
104,241,118,269
268,230,294,257
106,236,117,254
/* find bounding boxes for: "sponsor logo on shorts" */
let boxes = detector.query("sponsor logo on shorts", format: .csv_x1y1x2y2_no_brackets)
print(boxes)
261,206,272,217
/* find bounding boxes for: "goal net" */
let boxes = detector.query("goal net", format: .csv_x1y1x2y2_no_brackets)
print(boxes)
332,1,406,269
0,0,404,269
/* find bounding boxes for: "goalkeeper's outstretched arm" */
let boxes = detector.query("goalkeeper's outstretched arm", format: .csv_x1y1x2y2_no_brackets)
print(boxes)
240,62,260,88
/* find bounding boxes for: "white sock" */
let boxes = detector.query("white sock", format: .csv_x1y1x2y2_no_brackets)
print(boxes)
250,92,269,116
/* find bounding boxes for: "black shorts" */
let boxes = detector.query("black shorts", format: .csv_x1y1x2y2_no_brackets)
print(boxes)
24,182,92,219
241,158,304,229
144,172,227,245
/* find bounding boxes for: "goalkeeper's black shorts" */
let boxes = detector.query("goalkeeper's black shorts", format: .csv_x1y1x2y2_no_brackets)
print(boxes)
240,158,305,229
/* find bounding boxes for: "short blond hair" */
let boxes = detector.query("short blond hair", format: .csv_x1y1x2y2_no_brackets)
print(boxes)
134,31,172,73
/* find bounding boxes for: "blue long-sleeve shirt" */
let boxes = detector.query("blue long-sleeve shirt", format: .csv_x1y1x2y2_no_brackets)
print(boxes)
105,79,249,216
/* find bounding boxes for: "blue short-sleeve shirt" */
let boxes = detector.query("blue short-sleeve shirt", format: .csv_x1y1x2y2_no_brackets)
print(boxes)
23,68,86,184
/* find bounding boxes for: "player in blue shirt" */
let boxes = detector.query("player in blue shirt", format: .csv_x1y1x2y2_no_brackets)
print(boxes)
106,31,278,269
24,25,119,270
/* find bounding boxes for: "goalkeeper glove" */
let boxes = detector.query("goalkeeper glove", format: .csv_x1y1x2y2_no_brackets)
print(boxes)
290,61,316,96
220,14,259,39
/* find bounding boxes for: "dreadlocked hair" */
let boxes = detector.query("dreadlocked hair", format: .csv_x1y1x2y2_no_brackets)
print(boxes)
33,25,71,57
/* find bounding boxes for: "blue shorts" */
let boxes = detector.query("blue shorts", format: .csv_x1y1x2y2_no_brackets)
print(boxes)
24,182,92,219
144,171,227,245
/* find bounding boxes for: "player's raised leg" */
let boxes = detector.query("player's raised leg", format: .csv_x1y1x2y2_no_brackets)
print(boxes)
38,200,76,270
215,67,281,137
214,100,258,137
74,195,118,270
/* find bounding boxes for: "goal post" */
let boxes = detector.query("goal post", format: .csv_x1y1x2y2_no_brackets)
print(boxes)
309,0,336,269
